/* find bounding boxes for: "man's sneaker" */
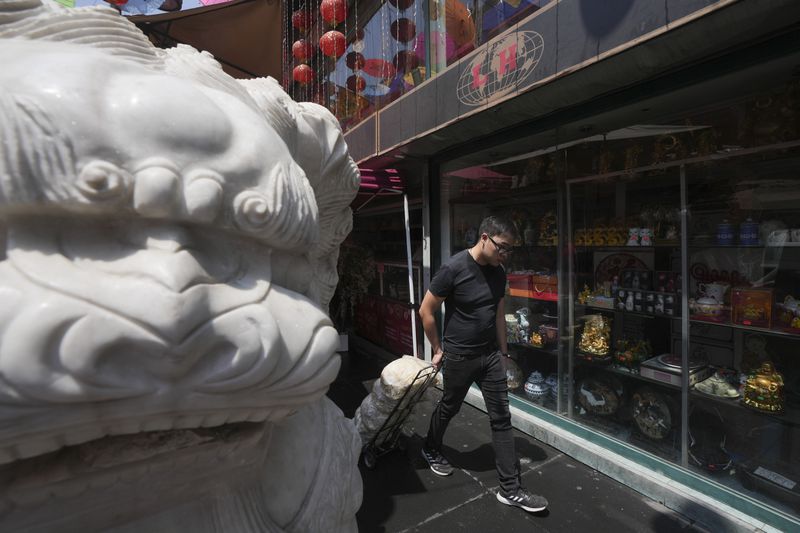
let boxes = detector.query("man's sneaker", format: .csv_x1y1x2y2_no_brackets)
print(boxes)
420,446,454,476
497,488,548,512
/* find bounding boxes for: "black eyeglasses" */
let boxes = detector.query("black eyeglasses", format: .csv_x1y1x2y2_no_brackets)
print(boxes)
487,235,513,255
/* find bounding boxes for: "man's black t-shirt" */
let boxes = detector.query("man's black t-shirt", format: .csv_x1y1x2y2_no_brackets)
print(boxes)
429,249,507,355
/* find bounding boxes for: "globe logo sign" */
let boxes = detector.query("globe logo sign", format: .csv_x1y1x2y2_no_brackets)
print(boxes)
457,31,544,106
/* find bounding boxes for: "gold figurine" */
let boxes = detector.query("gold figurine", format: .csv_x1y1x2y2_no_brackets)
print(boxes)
743,362,785,413
578,314,612,357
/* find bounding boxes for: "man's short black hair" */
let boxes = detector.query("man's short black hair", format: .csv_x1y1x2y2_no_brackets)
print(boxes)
479,215,518,240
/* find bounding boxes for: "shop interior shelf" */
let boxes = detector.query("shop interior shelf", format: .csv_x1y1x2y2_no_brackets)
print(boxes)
688,243,800,248
510,342,558,356
573,357,680,390
576,303,675,320
688,318,800,339
572,360,800,427
507,291,559,302
572,245,677,252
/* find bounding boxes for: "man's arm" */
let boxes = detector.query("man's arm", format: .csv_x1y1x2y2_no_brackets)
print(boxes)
495,297,509,356
419,290,446,369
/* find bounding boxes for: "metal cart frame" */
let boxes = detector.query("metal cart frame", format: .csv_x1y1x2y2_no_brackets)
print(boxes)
361,365,439,469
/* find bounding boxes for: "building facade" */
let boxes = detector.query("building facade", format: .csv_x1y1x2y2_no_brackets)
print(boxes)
286,1,800,529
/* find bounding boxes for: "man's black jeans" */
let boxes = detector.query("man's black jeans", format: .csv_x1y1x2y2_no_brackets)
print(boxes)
425,350,520,495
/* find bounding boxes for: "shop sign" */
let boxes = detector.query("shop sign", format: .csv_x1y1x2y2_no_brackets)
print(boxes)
457,31,544,106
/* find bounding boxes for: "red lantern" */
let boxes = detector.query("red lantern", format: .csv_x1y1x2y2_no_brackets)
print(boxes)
292,39,315,63
291,10,312,32
320,0,347,26
292,64,314,85
389,0,414,9
390,19,416,43
346,75,367,93
346,52,366,71
319,30,346,59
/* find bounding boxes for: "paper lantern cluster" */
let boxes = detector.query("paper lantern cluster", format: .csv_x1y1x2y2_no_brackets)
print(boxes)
290,0,350,86
388,0,419,81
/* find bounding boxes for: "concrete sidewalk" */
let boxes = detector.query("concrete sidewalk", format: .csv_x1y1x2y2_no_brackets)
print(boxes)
327,352,711,533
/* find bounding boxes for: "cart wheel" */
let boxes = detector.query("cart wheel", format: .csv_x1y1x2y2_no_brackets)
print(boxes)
363,449,377,470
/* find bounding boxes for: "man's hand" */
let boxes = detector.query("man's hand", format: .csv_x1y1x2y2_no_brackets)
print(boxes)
431,349,444,370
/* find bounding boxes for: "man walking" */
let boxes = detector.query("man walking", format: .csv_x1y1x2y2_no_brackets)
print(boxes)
418,215,548,513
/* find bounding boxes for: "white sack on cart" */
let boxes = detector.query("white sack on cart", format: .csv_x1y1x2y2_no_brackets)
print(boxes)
354,355,441,445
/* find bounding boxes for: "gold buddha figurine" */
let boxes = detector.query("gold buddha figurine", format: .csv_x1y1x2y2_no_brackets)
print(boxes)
743,362,785,413
578,314,612,357
530,331,544,348
577,284,592,305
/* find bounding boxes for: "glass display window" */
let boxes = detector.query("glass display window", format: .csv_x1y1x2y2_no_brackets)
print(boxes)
442,157,564,414
567,167,684,463
438,70,800,519
685,150,800,516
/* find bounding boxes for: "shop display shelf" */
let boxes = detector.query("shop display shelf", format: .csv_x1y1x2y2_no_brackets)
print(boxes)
573,245,676,252
510,341,558,356
576,303,672,320
507,290,559,302
688,243,800,248
688,318,800,339
690,391,800,427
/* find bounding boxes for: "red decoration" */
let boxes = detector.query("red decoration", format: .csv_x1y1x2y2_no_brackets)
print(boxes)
292,64,314,85
291,10,312,32
319,30,346,58
292,39,314,63
346,52,366,71
355,28,365,41
346,75,367,93
362,59,397,79
390,19,416,43
104,0,129,5
389,0,414,9
320,0,347,26
393,50,420,73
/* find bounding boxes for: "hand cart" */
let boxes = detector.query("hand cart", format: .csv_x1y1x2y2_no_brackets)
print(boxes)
361,364,439,470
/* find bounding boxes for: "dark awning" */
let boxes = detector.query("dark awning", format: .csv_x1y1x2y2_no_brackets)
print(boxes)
129,0,282,81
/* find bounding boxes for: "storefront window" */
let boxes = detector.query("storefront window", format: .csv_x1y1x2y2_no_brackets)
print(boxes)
442,155,562,413
440,79,800,516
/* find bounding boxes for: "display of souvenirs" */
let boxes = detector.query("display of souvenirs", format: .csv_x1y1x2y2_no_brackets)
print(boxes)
694,372,740,399
574,226,626,246
524,371,549,401
539,314,559,348
732,288,773,328
613,339,652,373
775,295,800,331
538,211,558,245
530,331,544,348
626,227,655,246
505,357,525,390
640,353,712,387
577,284,592,305
577,375,624,416
577,314,612,358
505,314,523,343
742,362,785,413
631,387,674,440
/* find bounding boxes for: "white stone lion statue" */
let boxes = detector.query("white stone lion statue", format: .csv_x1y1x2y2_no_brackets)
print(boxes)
0,1,362,531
